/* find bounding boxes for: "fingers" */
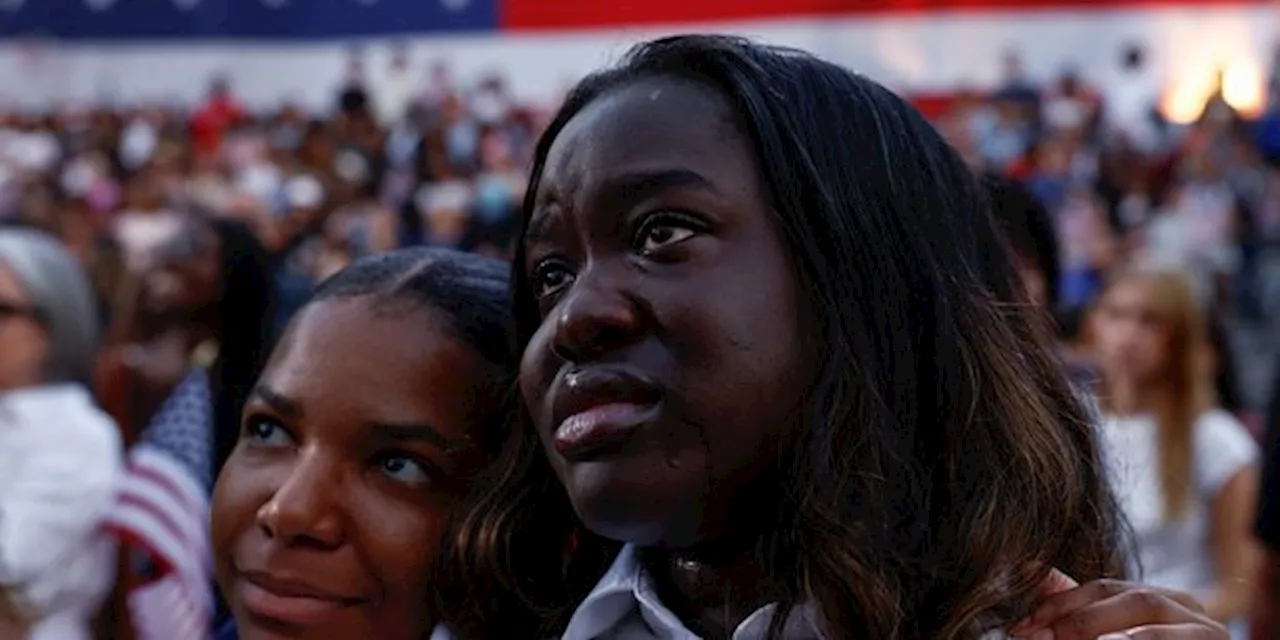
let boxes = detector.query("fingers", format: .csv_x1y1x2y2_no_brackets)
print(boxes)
1011,581,1223,640
1016,579,1207,633
1035,568,1081,596
1101,623,1229,640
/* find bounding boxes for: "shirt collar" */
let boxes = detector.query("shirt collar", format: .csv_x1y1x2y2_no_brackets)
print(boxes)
561,544,823,640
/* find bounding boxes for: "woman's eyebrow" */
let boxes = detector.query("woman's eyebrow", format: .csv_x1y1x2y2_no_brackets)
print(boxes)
248,384,302,419
595,168,716,211
524,168,715,246
367,421,473,453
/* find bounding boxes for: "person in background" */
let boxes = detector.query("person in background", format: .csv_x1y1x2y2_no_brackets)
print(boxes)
984,173,1061,309
94,214,275,639
0,228,123,640
983,173,1101,388
101,214,275,478
337,48,372,122
191,77,248,161
372,42,419,128
1252,367,1280,640
1105,43,1164,154
212,248,515,640
1090,265,1262,637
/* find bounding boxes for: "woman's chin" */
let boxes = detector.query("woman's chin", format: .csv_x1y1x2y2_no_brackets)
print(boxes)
562,463,702,548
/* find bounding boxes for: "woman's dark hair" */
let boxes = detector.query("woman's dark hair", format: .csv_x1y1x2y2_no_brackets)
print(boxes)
983,173,1062,310
437,34,1125,639
308,247,515,378
208,218,278,478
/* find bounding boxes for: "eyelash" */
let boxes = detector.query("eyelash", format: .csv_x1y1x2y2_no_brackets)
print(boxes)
241,416,439,489
630,211,703,256
528,211,705,300
244,416,293,447
372,452,437,488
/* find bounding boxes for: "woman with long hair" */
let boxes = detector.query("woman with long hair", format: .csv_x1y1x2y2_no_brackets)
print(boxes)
1090,265,1262,636
93,214,276,638
433,35,1226,639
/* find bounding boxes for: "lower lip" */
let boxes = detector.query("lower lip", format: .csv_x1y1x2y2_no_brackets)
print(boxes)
239,579,351,626
553,402,658,460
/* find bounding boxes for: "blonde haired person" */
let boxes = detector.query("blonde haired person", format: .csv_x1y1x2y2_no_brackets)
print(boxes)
1090,264,1262,637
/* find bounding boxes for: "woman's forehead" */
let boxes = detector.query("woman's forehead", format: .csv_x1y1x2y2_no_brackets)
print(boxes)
537,79,749,197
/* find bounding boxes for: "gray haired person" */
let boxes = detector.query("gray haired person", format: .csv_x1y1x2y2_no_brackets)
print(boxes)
0,228,123,640
0,228,100,388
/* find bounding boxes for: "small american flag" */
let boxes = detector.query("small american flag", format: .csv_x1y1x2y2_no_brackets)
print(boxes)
104,369,216,640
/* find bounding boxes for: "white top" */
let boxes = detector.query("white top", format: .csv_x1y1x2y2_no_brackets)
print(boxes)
560,544,1011,640
1099,409,1258,636
113,208,184,271
0,385,124,640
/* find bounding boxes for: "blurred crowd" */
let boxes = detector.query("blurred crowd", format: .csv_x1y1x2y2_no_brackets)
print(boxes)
0,47,546,343
939,45,1280,420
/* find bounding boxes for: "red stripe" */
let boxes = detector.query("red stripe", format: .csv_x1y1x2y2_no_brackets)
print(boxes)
103,524,177,580
500,0,1269,30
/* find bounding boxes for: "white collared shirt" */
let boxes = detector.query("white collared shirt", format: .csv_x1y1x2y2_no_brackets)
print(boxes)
560,544,1015,640
561,544,820,640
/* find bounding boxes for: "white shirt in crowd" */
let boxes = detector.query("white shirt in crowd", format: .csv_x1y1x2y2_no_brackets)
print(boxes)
0,385,124,640
1104,70,1163,153
1099,408,1258,638
113,208,184,272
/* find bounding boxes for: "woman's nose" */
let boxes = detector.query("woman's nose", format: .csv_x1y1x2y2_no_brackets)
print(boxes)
255,451,345,550
550,272,642,364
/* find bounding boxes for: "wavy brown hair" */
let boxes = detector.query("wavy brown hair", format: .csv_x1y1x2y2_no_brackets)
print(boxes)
433,35,1127,639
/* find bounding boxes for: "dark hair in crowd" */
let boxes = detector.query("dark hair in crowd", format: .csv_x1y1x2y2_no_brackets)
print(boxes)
208,218,277,477
310,247,514,368
983,173,1062,310
436,34,1125,639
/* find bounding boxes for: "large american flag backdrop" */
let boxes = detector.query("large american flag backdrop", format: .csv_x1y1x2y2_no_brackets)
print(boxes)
0,0,1272,116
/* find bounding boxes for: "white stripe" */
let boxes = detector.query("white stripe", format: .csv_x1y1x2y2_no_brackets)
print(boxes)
117,477,211,564
135,576,210,640
129,445,210,518
130,577,208,640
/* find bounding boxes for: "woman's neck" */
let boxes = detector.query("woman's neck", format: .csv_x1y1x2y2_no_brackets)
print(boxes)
640,536,777,640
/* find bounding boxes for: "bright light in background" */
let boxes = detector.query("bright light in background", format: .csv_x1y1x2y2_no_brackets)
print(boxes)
1162,63,1216,125
1221,60,1266,116
1160,57,1266,124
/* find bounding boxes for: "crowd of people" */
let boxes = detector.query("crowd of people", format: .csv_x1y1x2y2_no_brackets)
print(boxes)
0,32,1278,640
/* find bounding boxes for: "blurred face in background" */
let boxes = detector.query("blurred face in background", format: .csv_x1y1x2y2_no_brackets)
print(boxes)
0,260,49,390
126,169,168,211
1013,254,1048,308
144,219,222,319
1090,276,1169,386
